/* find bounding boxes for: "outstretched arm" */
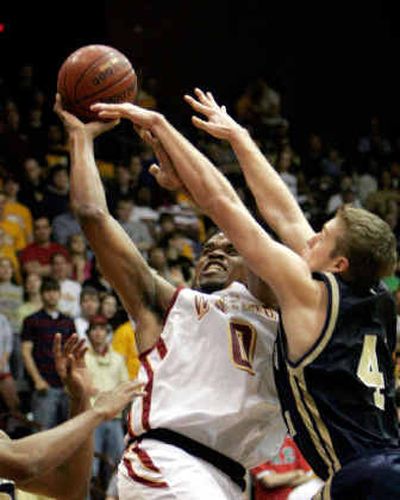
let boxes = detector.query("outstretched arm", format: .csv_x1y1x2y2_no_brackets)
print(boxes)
90,103,319,327
54,96,175,353
1,335,144,498
184,89,315,254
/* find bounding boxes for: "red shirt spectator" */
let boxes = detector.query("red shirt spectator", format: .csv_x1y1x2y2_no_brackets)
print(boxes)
251,435,313,500
19,216,69,276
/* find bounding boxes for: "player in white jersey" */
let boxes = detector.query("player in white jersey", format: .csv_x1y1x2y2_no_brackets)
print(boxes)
54,96,286,499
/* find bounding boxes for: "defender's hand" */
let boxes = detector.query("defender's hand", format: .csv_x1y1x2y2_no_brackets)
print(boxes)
184,88,243,140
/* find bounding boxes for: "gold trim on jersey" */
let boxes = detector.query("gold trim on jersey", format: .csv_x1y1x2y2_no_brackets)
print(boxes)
288,368,341,477
291,272,340,373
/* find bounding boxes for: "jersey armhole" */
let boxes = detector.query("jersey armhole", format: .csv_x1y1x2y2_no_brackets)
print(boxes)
288,272,340,370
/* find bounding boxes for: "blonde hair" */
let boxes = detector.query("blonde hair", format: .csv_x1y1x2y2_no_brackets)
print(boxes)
333,206,397,289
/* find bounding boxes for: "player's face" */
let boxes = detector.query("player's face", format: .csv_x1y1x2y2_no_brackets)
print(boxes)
302,216,345,272
194,233,245,292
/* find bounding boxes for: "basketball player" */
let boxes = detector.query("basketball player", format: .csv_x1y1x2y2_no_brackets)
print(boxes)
54,95,286,500
0,334,143,499
92,93,400,499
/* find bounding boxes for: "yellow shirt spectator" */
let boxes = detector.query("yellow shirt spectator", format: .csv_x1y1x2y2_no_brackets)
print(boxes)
0,219,26,253
112,321,140,379
4,201,33,243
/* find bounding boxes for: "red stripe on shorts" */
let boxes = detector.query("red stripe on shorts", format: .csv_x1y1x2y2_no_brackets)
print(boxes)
123,457,168,489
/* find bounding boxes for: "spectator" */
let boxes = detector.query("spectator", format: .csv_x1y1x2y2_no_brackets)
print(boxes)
0,190,26,253
74,287,100,340
112,319,140,379
0,312,20,424
251,435,323,500
105,164,136,215
0,257,23,334
276,148,298,199
67,233,92,284
85,315,129,486
16,273,42,330
42,164,70,220
100,292,119,331
13,272,42,383
115,197,154,255
2,174,33,243
0,226,21,284
326,177,362,215
52,207,81,246
18,157,45,219
21,277,75,429
50,252,81,318
19,216,69,277
365,169,400,220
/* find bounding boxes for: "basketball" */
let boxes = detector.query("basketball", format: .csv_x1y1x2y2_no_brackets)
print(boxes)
57,44,137,122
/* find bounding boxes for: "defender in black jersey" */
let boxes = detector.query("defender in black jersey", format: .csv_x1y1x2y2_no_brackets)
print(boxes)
274,271,400,498
90,91,400,499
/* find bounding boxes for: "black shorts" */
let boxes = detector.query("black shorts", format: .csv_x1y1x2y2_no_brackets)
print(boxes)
316,449,400,500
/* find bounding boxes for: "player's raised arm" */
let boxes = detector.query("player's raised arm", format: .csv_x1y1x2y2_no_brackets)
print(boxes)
90,104,320,339
184,89,315,254
54,96,176,353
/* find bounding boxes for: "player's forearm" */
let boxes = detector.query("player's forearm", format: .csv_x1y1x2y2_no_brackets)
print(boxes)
228,127,311,244
69,130,109,215
151,115,238,214
9,407,103,483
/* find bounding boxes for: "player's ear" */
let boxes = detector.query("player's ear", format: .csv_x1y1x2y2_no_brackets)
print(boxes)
332,255,349,274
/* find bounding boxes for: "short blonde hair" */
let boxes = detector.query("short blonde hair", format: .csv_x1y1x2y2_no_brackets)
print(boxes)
332,206,397,289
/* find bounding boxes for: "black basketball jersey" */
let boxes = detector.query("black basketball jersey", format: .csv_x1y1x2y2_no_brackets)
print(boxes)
274,271,399,481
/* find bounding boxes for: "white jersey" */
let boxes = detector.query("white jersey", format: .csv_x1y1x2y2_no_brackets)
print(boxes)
128,281,285,469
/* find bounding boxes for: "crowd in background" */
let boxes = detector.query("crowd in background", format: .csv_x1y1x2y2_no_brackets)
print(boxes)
0,64,400,499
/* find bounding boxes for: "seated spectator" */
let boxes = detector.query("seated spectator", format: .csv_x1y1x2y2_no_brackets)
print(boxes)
112,319,140,379
74,287,100,340
67,233,92,284
100,292,119,331
45,124,69,168
0,257,23,335
105,164,136,215
41,164,70,220
276,147,298,199
0,312,20,426
0,226,21,284
2,175,33,243
21,277,75,430
52,207,81,246
116,197,154,255
18,157,45,219
50,252,81,318
16,273,43,330
19,216,69,277
0,190,26,253
326,180,362,215
85,316,128,487
251,435,323,500
365,169,400,220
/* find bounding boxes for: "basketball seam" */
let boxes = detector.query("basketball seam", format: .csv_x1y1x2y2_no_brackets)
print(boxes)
73,51,120,102
76,67,134,103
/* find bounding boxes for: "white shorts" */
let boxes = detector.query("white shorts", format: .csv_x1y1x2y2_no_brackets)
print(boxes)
117,439,243,500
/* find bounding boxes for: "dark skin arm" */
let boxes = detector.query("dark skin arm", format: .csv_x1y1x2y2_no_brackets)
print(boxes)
54,96,176,353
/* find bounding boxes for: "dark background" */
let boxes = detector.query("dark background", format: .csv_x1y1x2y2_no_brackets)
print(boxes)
1,0,399,146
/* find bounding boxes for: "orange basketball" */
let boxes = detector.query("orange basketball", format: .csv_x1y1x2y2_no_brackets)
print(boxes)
57,44,137,122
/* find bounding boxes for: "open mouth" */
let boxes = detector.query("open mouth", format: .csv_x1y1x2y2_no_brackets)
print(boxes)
203,261,227,273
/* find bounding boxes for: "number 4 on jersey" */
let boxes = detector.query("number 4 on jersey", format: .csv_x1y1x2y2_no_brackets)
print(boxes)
357,335,385,410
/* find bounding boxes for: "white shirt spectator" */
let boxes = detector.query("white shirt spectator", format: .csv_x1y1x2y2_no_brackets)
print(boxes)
59,279,81,318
